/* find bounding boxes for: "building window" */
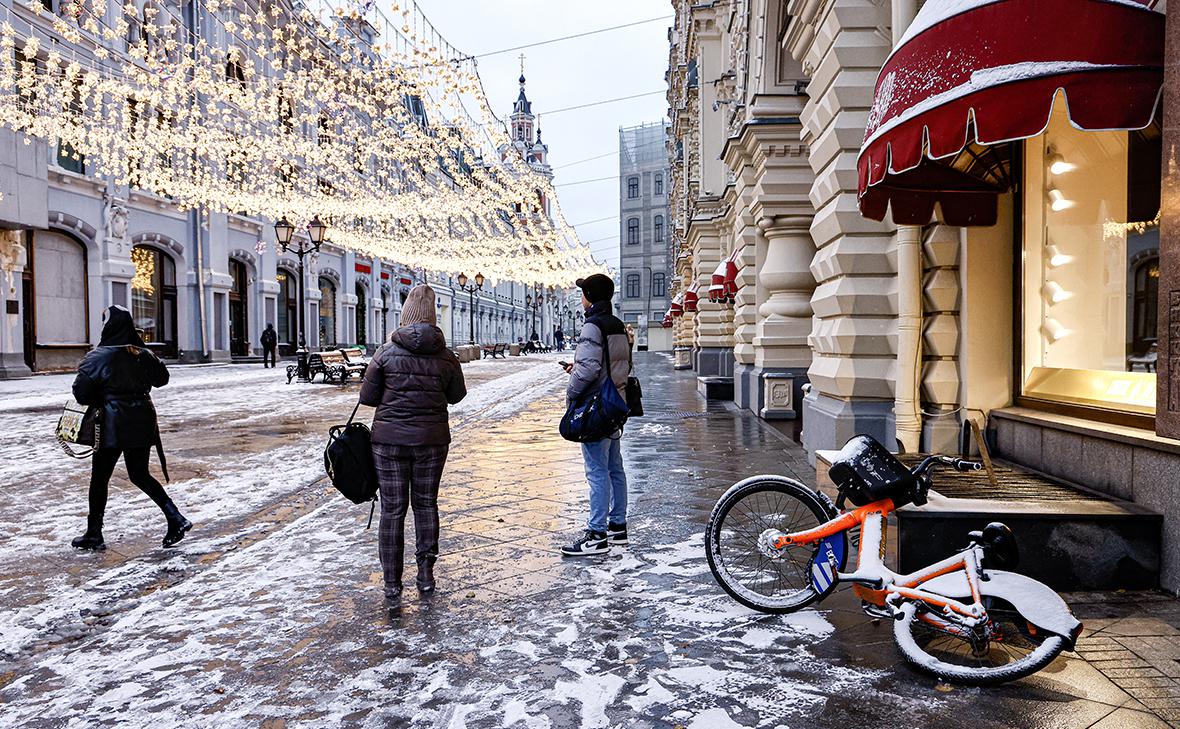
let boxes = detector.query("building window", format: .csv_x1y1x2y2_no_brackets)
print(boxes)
654,174,664,196
652,272,666,298
654,215,664,243
1019,106,1161,415
626,274,641,298
276,268,297,346
627,176,639,198
130,245,177,357
627,218,639,245
319,276,337,348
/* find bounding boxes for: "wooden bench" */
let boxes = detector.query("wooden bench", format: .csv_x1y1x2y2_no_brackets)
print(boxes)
482,343,507,359
338,347,369,380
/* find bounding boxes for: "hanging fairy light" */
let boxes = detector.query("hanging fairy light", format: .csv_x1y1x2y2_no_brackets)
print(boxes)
0,0,601,286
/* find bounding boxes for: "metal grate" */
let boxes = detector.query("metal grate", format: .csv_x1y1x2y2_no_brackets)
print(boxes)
898,455,1106,503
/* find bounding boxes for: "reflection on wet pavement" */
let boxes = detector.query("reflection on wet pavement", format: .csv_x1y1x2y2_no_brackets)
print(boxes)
0,353,1175,727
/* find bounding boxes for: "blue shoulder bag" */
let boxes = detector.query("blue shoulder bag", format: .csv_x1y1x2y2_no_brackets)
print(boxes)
559,335,630,443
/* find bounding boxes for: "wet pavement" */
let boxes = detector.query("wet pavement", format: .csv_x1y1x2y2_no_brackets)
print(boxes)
0,352,1178,727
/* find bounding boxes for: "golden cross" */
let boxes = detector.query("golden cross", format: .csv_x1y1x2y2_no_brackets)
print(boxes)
519,53,526,76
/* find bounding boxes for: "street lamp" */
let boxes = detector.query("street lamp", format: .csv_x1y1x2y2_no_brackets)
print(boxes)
525,286,544,342
275,215,326,382
456,272,484,345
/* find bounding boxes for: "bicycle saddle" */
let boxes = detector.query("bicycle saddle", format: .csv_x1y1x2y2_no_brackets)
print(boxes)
968,522,1020,570
829,435,919,507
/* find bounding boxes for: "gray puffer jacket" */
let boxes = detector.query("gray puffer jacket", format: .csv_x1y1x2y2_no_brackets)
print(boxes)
567,302,632,403
359,323,466,446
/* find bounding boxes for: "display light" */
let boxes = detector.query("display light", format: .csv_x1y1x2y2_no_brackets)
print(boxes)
1047,152,1075,176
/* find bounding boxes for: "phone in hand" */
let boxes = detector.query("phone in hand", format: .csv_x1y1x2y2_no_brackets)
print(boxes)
558,361,571,369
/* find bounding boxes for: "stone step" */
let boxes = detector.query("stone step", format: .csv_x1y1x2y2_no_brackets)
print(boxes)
697,376,734,400
815,452,1161,591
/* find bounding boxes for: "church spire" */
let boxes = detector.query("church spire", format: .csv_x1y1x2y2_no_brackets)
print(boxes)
513,54,532,116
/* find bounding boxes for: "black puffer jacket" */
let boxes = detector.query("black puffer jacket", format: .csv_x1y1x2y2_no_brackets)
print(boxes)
73,345,169,450
359,323,466,446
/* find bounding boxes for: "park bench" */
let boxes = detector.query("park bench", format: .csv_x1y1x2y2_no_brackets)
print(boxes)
338,347,369,380
482,343,507,359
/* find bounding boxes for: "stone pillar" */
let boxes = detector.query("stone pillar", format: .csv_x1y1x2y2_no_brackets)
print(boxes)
690,209,731,376
788,0,898,458
0,230,30,379
730,169,759,410
920,226,962,453
1158,8,1180,439
753,215,815,418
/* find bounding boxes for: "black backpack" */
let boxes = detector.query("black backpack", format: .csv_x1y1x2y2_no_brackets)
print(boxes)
324,402,379,522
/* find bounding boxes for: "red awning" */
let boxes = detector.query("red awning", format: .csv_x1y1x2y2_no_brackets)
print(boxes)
684,289,699,313
670,292,684,317
857,0,1164,226
722,251,739,296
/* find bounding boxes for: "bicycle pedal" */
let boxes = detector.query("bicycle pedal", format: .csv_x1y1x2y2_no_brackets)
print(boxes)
860,601,893,620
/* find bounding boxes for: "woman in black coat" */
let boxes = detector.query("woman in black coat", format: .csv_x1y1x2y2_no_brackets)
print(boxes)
359,285,465,605
70,305,191,551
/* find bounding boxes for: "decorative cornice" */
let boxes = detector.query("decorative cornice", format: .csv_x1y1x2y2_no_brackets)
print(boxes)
131,231,185,258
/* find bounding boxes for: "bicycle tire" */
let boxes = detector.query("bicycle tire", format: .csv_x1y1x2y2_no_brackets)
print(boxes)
705,476,843,614
893,602,1067,686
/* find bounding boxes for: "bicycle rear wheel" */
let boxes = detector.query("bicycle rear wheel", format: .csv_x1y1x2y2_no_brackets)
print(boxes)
704,476,843,614
894,601,1067,685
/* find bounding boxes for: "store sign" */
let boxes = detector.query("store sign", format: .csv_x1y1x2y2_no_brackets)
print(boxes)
355,263,371,275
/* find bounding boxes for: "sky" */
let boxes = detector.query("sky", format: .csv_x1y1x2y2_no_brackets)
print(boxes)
411,0,673,272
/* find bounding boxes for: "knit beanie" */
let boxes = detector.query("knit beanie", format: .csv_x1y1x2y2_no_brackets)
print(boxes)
400,284,437,327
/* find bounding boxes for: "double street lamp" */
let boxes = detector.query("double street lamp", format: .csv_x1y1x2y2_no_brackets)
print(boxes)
456,272,484,345
524,286,544,342
274,215,327,382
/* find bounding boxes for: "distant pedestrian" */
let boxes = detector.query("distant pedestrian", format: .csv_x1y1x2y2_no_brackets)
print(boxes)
555,326,565,352
360,285,466,606
561,274,632,557
260,323,278,368
70,305,191,551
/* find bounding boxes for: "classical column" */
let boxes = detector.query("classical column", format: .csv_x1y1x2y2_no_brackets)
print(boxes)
690,207,731,376
920,225,962,452
0,230,31,378
753,215,815,418
729,167,759,409
1158,7,1180,438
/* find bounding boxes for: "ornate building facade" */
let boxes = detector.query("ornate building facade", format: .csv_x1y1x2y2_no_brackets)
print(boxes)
0,0,563,376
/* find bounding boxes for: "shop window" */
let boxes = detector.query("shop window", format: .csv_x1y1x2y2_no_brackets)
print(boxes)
130,244,177,357
1020,106,1161,415
319,276,337,348
34,231,88,344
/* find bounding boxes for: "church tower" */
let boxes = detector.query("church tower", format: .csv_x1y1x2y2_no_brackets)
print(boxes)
504,59,552,216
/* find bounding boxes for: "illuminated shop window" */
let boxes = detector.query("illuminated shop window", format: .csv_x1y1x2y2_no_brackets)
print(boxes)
1021,106,1161,415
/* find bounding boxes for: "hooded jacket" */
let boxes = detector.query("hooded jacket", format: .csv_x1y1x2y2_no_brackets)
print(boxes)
359,323,467,446
72,306,170,451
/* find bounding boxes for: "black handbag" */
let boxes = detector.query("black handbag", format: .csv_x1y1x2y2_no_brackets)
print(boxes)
324,401,379,523
560,340,631,443
625,376,643,418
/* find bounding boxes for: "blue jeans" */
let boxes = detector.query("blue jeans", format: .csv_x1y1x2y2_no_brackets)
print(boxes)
582,435,627,533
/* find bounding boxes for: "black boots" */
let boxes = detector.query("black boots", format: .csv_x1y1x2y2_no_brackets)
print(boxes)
416,558,436,594
71,520,105,551
161,501,192,548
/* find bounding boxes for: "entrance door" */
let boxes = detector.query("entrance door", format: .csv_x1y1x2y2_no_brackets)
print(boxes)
21,271,34,371
229,259,249,357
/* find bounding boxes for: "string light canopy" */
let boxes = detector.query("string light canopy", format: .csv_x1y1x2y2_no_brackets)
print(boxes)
0,0,599,286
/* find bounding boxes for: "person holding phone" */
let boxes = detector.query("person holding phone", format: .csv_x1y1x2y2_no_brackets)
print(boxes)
70,305,190,551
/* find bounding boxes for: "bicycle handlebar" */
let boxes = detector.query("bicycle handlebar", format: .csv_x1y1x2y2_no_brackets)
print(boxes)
910,455,985,477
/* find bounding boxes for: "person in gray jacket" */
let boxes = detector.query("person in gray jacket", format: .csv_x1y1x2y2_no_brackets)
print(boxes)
561,273,633,556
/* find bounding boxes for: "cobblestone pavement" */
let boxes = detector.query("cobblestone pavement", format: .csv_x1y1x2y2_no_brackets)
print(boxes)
0,352,1178,727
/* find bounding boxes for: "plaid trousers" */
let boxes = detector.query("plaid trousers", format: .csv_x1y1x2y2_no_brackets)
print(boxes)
372,442,449,597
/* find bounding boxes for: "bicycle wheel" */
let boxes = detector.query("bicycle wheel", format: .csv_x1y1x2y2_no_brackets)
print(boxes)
705,476,843,614
894,600,1067,686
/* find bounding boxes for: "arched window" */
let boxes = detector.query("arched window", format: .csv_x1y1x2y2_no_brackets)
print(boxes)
130,244,177,357
1132,255,1159,356
625,273,641,299
627,218,639,245
319,276,337,348
652,272,666,298
35,231,89,345
276,268,298,346
654,215,664,243
627,176,639,199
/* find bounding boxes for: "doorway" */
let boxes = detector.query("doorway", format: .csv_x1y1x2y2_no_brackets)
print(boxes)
229,258,249,357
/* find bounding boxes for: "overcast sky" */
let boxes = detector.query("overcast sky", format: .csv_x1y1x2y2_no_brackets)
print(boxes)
413,0,672,272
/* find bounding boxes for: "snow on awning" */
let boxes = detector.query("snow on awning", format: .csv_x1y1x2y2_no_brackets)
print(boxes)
857,0,1165,226
670,292,684,317
684,289,699,313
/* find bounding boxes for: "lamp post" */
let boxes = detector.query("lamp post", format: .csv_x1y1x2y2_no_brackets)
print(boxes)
525,286,544,342
456,272,483,345
274,215,326,381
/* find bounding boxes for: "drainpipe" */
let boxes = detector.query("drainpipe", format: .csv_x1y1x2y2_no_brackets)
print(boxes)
893,0,922,454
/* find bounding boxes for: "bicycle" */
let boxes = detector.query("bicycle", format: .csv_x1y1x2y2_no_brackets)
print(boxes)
704,434,1083,685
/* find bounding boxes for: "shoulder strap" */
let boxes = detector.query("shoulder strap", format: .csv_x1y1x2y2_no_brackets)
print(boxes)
348,399,362,425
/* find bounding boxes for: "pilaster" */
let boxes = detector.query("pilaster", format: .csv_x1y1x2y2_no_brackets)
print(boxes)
921,225,963,453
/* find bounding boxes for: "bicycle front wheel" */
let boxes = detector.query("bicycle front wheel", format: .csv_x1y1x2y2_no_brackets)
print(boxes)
704,476,843,614
894,601,1067,686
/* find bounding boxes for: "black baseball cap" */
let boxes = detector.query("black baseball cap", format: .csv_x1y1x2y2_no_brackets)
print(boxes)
575,274,614,303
